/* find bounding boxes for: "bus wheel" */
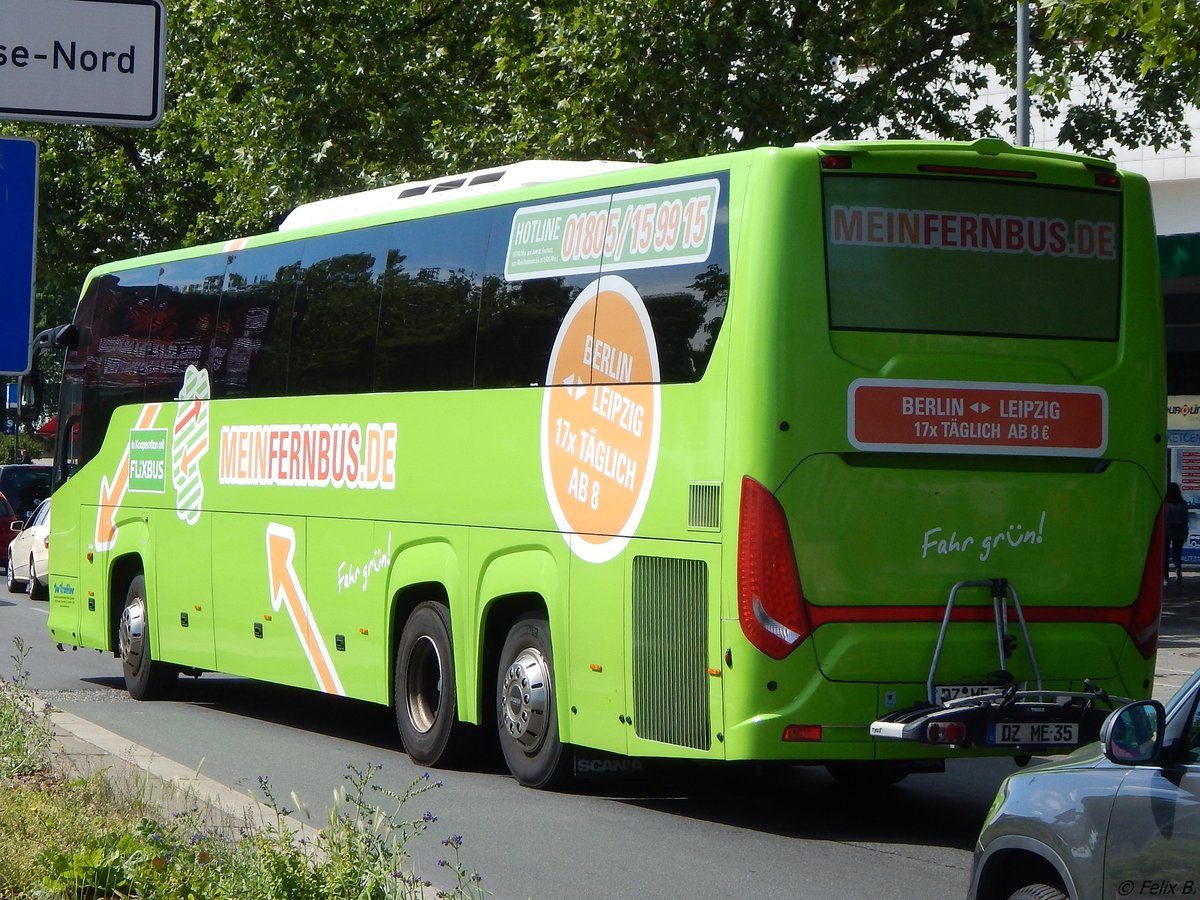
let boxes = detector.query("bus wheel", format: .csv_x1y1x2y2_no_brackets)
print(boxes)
395,602,464,766
496,616,570,789
118,574,177,700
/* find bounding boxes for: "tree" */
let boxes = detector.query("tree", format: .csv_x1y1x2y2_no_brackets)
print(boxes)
3,0,1193,334
1032,0,1197,153
1039,0,1200,78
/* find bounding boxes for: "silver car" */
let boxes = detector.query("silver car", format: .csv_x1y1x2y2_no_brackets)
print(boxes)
969,670,1200,900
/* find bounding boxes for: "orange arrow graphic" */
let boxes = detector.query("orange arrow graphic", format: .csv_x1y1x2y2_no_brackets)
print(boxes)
95,403,162,551
265,523,344,696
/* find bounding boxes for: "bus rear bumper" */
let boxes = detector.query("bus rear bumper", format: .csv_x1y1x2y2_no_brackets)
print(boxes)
869,684,1131,755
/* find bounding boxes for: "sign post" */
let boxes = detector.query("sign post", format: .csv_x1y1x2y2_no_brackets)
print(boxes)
1168,396,1200,570
4,382,17,437
0,0,166,127
0,137,38,376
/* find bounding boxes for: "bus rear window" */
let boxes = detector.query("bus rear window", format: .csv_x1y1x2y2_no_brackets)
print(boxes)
823,175,1121,341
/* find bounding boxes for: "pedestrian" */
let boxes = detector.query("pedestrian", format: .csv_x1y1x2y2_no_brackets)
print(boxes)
18,449,30,464
1165,481,1189,585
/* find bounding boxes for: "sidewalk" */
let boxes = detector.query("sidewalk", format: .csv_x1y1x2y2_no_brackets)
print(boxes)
1154,571,1200,701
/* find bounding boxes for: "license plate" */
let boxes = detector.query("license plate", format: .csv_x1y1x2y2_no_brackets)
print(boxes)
987,721,1079,746
935,684,1004,703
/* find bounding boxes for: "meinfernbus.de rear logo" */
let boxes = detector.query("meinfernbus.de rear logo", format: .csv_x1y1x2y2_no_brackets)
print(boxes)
848,378,1108,457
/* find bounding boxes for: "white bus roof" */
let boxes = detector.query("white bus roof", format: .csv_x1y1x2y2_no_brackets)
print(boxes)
278,159,645,231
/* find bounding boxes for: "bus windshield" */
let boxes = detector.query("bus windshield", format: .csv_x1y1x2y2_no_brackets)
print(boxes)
824,174,1122,341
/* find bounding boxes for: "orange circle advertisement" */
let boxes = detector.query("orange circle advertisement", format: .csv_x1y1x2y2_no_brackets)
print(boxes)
540,276,661,563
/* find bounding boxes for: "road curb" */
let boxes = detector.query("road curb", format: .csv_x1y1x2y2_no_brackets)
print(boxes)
38,693,320,842
34,694,442,898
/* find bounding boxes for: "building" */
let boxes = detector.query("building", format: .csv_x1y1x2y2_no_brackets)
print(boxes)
999,93,1200,395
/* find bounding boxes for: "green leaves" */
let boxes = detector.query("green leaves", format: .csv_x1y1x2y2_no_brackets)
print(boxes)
2,0,1193,335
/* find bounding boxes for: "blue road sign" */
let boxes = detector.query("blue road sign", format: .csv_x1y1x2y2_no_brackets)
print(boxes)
0,136,38,375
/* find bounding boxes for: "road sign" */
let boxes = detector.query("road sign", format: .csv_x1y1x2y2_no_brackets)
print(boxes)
0,0,166,127
0,137,38,376
3,382,16,433
848,378,1108,457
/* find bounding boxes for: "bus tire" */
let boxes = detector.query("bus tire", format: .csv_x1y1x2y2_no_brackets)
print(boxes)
496,616,570,789
395,601,464,766
119,574,178,700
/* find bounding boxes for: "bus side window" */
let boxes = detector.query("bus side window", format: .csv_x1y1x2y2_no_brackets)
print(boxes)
146,256,225,402
217,244,303,398
374,212,488,392
475,202,599,389
78,266,159,462
289,229,387,396
598,177,730,385
594,261,731,386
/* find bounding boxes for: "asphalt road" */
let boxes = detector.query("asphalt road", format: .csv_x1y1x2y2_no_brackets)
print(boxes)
4,575,1199,899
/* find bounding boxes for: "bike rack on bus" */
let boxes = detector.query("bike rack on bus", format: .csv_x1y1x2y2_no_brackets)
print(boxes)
926,577,1043,705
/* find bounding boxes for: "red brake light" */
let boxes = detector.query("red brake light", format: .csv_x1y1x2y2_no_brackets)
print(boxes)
916,164,1036,179
927,721,968,744
737,476,810,659
820,154,853,170
782,724,822,742
1126,509,1164,659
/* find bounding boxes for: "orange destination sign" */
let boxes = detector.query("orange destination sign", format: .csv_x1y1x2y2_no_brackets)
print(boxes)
848,379,1108,456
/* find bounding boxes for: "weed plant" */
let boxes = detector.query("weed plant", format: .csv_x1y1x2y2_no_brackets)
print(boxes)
35,765,485,899
0,637,52,777
0,640,486,899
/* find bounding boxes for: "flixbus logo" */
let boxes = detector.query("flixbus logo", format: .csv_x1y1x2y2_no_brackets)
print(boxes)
128,428,167,493
52,582,76,596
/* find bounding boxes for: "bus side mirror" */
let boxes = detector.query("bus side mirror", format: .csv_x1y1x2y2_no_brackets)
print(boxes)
31,323,77,352
17,370,43,423
1101,700,1165,766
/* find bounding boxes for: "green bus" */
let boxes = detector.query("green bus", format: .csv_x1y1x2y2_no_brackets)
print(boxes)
42,140,1165,787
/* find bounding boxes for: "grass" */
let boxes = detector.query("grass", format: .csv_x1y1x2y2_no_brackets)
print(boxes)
0,639,487,899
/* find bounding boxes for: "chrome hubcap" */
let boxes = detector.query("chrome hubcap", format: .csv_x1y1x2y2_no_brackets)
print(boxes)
118,595,147,670
501,647,550,752
405,635,443,734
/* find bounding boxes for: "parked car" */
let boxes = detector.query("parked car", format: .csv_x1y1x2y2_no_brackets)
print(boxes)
0,491,18,573
0,463,52,520
969,669,1200,900
6,498,50,600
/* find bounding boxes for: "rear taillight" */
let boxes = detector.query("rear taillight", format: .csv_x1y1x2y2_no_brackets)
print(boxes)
782,724,822,742
737,476,810,659
1127,508,1164,659
927,721,968,744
